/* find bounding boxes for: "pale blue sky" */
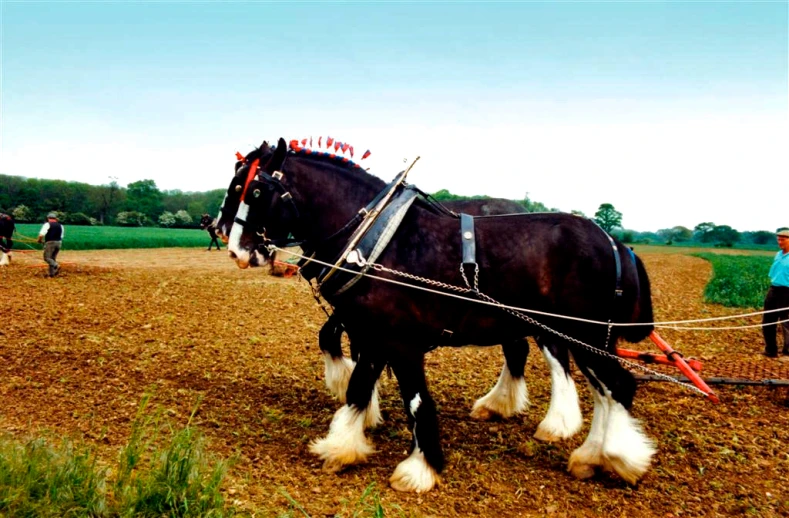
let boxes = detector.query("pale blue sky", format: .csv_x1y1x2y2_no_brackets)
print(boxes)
1,1,787,231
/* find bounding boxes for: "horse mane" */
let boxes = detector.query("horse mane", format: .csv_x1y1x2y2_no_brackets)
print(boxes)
287,142,387,193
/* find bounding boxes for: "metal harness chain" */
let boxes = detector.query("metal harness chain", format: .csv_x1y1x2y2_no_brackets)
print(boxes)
363,260,707,396
459,263,480,292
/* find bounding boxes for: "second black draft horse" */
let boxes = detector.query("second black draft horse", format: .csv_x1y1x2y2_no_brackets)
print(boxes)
227,138,656,493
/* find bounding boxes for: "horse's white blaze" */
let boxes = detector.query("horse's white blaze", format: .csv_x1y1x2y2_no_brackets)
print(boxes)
322,352,355,402
227,202,250,266
471,362,528,420
601,396,656,484
568,383,608,479
389,448,438,493
309,405,374,470
534,348,582,441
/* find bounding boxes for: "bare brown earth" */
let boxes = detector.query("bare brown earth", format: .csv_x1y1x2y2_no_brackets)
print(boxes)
1,249,788,517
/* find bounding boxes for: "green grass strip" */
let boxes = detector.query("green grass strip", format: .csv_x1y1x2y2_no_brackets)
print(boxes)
693,253,773,308
14,224,208,251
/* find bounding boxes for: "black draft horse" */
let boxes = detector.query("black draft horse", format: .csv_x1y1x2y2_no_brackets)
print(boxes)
227,139,656,492
200,214,222,251
214,143,583,437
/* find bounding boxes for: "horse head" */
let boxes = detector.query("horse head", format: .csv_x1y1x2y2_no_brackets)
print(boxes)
227,138,292,269
214,141,275,243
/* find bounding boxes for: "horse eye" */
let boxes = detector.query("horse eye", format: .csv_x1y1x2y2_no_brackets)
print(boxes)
235,185,242,193
253,189,261,198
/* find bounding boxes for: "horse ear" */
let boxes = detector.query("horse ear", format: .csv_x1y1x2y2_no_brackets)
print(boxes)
264,138,288,172
259,140,270,153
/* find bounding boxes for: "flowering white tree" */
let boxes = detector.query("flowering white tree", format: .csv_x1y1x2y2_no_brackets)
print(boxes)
158,211,176,227
174,210,193,226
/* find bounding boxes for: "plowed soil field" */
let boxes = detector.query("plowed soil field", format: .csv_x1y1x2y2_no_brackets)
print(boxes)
1,249,788,517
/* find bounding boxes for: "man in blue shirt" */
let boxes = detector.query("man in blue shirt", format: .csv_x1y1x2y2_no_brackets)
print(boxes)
762,229,789,357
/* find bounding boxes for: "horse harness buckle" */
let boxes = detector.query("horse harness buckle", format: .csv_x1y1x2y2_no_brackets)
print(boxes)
459,213,479,292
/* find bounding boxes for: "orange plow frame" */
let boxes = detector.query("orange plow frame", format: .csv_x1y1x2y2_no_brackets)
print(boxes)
618,331,719,403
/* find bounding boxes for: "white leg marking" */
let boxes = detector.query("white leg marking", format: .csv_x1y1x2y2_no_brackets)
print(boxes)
409,392,422,416
568,381,608,479
390,447,439,493
534,348,582,441
309,405,374,472
365,383,383,429
601,395,656,484
0,251,8,266
471,362,528,420
322,352,355,402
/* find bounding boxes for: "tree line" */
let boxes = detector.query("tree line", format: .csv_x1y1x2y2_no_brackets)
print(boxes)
0,176,779,245
432,190,778,248
0,175,225,227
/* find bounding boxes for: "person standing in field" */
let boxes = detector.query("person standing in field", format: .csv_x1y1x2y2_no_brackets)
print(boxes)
37,212,64,277
762,228,789,357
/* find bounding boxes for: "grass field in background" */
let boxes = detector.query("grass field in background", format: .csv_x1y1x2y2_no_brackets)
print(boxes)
14,224,208,251
692,253,773,308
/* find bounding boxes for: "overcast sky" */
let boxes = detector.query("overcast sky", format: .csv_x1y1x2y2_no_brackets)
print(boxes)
1,1,787,232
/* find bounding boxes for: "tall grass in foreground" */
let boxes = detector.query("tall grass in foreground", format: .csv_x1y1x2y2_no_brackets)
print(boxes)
693,253,773,308
0,394,234,517
14,224,208,250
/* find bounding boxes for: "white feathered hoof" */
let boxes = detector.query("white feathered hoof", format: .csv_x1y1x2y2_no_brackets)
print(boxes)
389,449,439,493
601,405,656,484
568,446,603,480
533,408,583,442
308,406,375,473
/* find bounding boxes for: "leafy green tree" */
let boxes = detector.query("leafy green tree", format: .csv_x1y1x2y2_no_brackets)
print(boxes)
745,231,774,245
594,203,622,233
657,226,692,245
90,181,125,225
116,211,148,226
709,225,740,247
126,180,163,219
694,222,716,243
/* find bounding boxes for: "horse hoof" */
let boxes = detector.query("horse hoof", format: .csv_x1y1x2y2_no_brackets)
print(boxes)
469,405,497,421
568,459,597,480
533,427,562,443
321,458,348,473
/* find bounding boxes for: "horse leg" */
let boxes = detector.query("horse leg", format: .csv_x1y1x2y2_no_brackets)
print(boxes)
470,338,529,420
569,350,656,484
309,347,386,472
533,337,582,442
319,314,355,403
388,346,442,493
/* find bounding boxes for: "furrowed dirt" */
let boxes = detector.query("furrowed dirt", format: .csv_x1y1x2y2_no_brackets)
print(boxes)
1,249,787,517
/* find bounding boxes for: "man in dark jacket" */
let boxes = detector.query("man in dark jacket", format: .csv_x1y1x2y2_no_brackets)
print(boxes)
37,212,64,277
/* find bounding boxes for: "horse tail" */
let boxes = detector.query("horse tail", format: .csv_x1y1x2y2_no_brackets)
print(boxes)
620,252,654,344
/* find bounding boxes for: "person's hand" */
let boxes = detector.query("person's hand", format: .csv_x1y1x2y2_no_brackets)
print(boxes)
37,236,43,243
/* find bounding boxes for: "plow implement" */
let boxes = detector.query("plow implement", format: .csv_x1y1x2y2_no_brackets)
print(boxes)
624,331,789,404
